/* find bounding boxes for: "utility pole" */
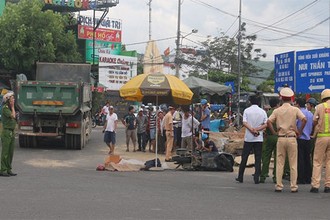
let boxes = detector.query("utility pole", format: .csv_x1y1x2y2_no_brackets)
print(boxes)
237,0,242,128
148,0,152,41
175,0,181,78
93,9,95,66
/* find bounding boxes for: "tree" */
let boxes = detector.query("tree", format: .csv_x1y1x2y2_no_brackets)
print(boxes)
0,0,82,78
185,22,266,91
257,69,275,92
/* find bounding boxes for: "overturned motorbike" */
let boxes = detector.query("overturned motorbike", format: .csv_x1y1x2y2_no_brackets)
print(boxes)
172,148,234,172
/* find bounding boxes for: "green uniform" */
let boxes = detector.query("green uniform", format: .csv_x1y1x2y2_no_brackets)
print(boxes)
260,108,278,183
1,104,16,174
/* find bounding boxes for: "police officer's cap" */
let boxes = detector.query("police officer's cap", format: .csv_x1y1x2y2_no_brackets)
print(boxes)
279,87,294,97
321,89,330,101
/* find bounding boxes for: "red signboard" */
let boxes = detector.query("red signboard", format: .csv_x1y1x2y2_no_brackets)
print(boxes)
78,25,121,42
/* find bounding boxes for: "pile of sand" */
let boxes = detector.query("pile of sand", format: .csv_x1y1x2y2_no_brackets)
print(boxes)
208,128,245,156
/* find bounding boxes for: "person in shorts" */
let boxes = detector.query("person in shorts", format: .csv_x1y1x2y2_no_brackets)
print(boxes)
103,106,118,155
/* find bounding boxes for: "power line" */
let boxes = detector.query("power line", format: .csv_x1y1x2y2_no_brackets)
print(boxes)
261,17,330,41
125,36,176,46
254,43,326,48
224,17,238,36
251,0,320,35
189,0,327,43
189,0,236,18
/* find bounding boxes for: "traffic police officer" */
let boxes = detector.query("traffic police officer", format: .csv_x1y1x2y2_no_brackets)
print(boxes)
310,89,330,193
0,91,17,177
267,87,306,192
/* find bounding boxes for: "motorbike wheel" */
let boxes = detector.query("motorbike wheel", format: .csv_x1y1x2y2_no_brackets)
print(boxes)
218,154,234,172
92,120,97,128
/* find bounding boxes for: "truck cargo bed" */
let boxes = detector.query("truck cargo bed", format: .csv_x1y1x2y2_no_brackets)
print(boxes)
17,81,80,115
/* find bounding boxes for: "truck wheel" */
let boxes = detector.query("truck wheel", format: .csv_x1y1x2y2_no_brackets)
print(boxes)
29,136,38,148
65,134,74,149
19,135,28,148
73,134,84,150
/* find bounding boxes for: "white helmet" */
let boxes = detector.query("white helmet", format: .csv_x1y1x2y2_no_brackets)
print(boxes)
2,91,14,103
321,89,330,101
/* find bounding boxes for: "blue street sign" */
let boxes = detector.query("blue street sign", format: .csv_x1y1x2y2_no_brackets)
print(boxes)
274,51,295,93
296,48,330,94
225,81,235,94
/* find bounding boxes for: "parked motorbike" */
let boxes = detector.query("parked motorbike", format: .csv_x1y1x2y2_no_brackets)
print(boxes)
92,113,105,128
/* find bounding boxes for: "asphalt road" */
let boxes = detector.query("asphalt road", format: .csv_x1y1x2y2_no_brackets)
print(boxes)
0,125,330,220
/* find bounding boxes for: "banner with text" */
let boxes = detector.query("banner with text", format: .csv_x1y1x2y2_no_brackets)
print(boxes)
77,14,122,30
99,52,137,90
296,48,330,93
85,40,121,64
274,51,295,92
78,25,121,42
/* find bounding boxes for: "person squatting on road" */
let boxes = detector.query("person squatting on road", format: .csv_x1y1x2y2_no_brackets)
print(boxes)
1,91,17,177
136,108,148,152
103,106,118,155
199,133,218,167
122,106,137,152
236,95,268,184
295,98,313,185
164,106,175,162
310,89,330,193
267,87,306,193
260,97,280,183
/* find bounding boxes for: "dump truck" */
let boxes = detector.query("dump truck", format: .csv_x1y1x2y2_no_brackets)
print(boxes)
16,62,92,149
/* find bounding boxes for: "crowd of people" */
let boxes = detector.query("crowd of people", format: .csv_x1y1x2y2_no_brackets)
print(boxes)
101,100,213,163
95,87,330,193
236,87,330,194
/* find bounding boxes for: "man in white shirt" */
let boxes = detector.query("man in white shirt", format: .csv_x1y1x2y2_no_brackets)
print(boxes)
181,109,200,151
103,106,118,155
236,95,268,184
101,101,110,124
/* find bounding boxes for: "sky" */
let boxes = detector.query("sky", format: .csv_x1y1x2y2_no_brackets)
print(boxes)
101,0,330,62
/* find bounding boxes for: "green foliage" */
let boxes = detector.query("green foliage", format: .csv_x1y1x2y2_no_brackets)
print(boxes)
92,91,105,115
257,80,275,92
137,63,143,75
257,69,275,92
0,0,82,76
